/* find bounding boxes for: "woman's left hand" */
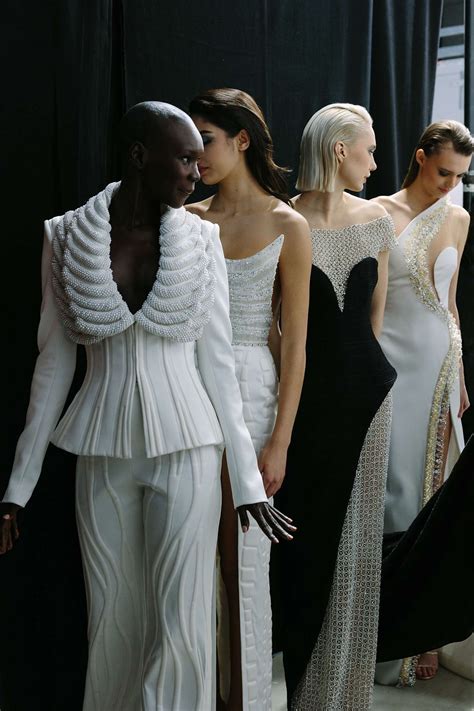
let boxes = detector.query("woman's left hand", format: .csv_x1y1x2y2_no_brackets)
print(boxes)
458,383,470,418
258,440,288,498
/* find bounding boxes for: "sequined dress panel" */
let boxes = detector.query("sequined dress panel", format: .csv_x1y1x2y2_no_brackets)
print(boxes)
219,235,283,710
276,216,397,710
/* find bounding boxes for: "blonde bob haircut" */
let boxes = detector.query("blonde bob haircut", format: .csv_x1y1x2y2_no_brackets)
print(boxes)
296,103,373,193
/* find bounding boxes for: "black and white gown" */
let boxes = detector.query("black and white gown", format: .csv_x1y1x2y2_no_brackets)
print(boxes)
275,216,397,711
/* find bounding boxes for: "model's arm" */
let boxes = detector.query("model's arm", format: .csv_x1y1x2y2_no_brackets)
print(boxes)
259,216,312,498
196,222,295,540
370,249,390,339
196,221,267,507
448,209,470,418
368,210,397,339
268,312,281,377
1,219,77,510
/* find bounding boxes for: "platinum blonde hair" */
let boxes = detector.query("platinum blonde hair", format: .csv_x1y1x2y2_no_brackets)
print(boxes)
296,103,373,193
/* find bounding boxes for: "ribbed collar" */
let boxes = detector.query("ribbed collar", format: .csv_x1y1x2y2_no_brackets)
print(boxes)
51,182,216,344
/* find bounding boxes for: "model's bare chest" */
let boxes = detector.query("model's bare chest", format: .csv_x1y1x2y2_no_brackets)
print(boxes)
110,230,160,314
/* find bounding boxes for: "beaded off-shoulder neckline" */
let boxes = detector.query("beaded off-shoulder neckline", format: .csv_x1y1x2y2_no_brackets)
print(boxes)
310,214,393,234
310,213,397,310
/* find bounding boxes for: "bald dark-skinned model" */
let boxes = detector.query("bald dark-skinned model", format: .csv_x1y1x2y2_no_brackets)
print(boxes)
0,101,295,711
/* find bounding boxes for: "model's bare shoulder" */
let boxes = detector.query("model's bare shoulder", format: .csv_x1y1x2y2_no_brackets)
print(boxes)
185,197,213,217
348,194,388,222
272,204,312,265
361,200,389,221
370,191,406,215
369,195,391,209
446,203,471,246
448,202,470,226
274,200,311,235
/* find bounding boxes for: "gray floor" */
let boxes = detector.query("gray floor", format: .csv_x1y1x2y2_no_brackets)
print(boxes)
271,652,474,710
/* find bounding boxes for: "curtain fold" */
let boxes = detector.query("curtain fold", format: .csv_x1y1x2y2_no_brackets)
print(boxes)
366,0,443,198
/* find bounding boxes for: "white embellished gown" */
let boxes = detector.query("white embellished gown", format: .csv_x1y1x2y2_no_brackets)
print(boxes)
376,196,464,686
218,235,284,710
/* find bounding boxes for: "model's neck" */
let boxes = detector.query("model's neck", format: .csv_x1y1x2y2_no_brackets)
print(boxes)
299,188,347,225
110,178,164,229
212,165,269,213
404,180,443,214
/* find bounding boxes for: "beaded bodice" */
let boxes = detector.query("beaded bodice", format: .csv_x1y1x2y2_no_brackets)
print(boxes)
225,234,284,346
310,215,396,310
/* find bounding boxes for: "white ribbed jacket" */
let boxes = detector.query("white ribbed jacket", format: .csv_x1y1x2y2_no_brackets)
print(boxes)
4,185,267,509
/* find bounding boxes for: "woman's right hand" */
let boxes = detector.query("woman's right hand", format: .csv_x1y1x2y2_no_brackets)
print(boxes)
237,502,296,543
0,503,20,554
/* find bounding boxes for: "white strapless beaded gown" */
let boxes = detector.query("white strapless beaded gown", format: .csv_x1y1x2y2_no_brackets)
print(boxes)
377,196,464,686
218,235,283,710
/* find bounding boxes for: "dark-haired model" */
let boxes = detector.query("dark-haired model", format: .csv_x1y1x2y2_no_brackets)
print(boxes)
0,101,294,711
373,120,473,686
187,88,311,711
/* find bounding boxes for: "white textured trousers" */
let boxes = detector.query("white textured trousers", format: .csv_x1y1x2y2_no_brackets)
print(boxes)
75,400,222,711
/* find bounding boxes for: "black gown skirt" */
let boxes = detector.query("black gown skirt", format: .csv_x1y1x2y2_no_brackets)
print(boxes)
377,433,474,662
274,258,397,703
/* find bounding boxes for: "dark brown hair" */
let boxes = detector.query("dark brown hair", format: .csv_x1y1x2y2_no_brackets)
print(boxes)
189,88,291,204
403,120,474,188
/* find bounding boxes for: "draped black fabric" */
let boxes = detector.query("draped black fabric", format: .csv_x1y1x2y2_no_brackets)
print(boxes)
0,2,446,708
458,220,474,441
377,435,474,662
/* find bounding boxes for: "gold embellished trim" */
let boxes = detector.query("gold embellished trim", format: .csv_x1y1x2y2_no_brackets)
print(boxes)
398,197,462,687
422,358,453,505
397,654,418,687
403,197,462,490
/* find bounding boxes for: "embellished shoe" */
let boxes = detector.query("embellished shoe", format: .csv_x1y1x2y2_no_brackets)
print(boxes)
415,651,439,680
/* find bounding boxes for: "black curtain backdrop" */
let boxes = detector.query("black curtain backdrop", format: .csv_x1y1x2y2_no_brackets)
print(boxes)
0,2,455,709
367,0,444,197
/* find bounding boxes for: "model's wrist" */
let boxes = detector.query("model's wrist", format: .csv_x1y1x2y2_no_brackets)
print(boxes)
268,432,291,449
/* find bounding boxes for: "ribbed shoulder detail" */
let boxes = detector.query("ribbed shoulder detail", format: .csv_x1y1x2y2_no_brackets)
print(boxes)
51,182,216,344
135,209,216,341
51,183,133,344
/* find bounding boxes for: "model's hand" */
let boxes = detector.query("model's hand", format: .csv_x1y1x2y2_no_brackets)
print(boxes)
458,383,470,418
258,441,288,498
237,502,296,543
0,503,20,554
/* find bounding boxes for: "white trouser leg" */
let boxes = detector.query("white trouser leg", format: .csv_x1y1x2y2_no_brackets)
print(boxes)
76,454,145,711
141,445,222,711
